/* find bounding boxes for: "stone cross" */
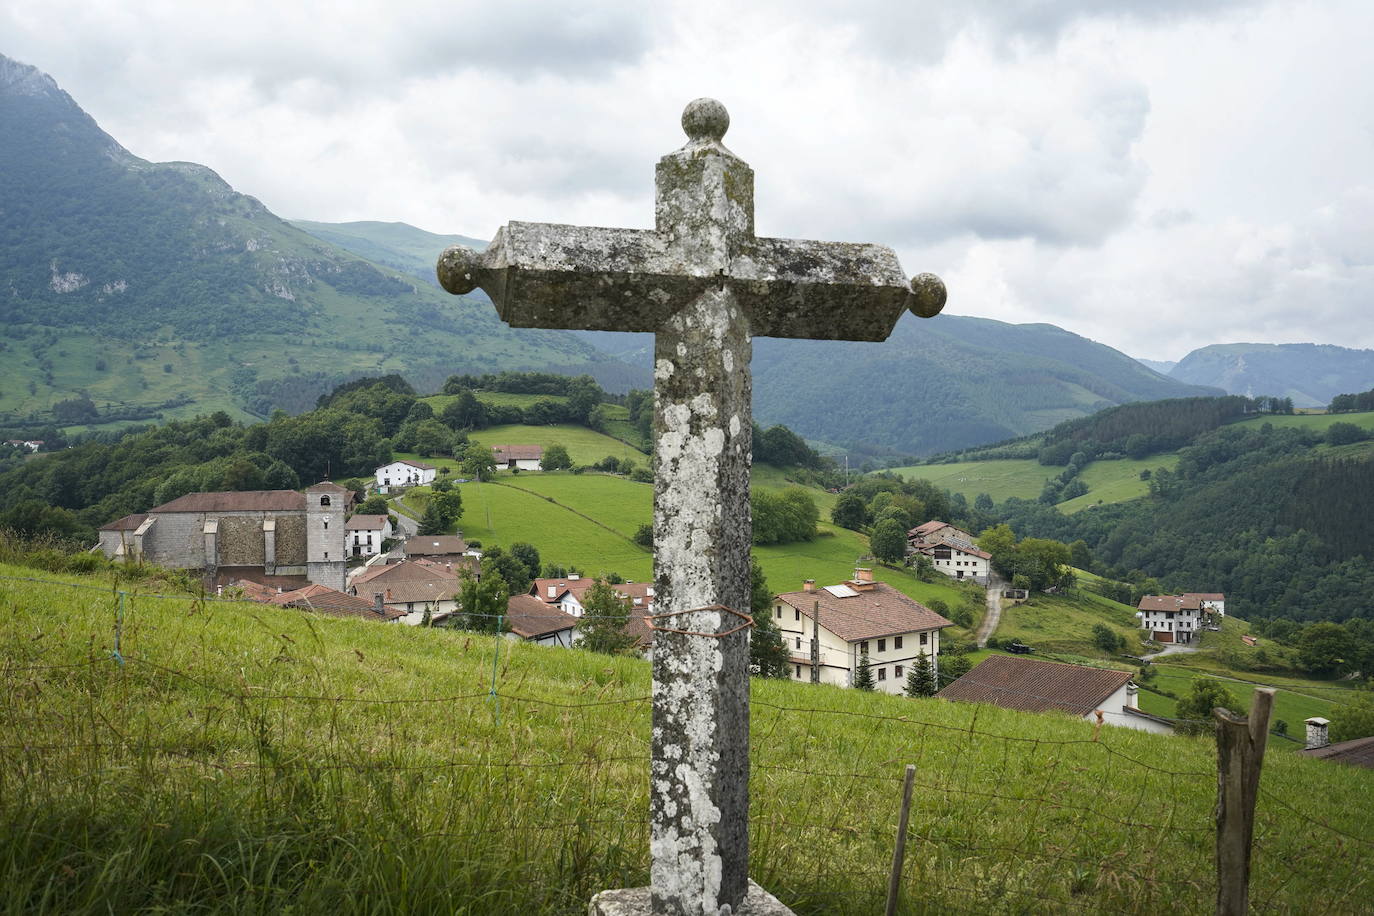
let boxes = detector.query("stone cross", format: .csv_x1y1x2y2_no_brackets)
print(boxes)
437,99,945,916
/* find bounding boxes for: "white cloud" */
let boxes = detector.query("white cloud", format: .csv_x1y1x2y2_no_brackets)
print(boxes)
2,0,1372,359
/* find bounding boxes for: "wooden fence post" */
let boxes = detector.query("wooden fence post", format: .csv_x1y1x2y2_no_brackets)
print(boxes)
885,764,916,916
1215,687,1275,916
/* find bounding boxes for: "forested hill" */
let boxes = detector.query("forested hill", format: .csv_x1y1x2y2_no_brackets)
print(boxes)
575,315,1218,457
1167,342,1374,407
991,417,1374,625
0,55,635,426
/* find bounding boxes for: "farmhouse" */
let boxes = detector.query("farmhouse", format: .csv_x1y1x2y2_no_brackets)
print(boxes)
374,459,436,493
1137,594,1205,643
773,568,952,694
345,514,392,558
348,559,462,622
232,579,405,623
96,482,350,590
937,655,1171,735
907,520,977,549
505,594,578,647
906,520,990,582
528,575,656,617
492,444,543,471
1183,592,1226,622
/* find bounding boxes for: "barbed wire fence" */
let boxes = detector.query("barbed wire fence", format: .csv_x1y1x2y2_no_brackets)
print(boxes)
0,573,1371,914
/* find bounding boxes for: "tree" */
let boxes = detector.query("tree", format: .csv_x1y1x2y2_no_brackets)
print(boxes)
412,419,454,457
357,494,389,516
460,444,497,481
1092,623,1123,654
453,570,506,633
510,542,540,583
749,558,789,678
481,547,534,595
1299,622,1350,676
430,490,463,527
904,652,937,697
1330,695,1374,742
633,523,654,549
543,443,572,471
440,390,486,430
938,652,972,688
1326,422,1367,446
853,649,876,690
578,579,638,655
870,519,908,564
1175,678,1239,732
417,502,448,535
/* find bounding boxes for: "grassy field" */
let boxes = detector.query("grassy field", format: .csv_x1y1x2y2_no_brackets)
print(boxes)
1232,409,1374,433
891,455,1181,513
1,563,1371,914
992,588,1142,658
469,424,647,467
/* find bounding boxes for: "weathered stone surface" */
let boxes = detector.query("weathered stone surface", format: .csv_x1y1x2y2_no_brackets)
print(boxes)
589,881,795,916
436,98,946,916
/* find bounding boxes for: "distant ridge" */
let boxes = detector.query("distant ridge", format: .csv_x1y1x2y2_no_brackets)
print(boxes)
1168,342,1374,407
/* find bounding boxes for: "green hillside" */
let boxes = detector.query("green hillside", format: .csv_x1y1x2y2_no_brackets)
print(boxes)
2,562,1370,914
1169,341,1374,407
890,455,1182,513
290,219,487,284
0,55,635,428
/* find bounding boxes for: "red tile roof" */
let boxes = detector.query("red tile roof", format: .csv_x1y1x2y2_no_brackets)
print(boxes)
908,520,950,537
492,444,543,462
353,560,460,586
1137,595,1202,612
1183,592,1225,602
345,514,389,531
150,490,306,513
403,535,468,556
775,581,952,642
505,594,578,639
98,513,148,531
269,584,405,621
937,656,1134,717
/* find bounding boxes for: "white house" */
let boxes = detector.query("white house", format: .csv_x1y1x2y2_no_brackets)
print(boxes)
344,514,392,558
772,568,952,695
374,459,436,493
913,540,991,583
505,594,578,647
1137,595,1205,644
348,559,461,624
938,655,1173,735
492,444,543,471
1184,592,1226,624
907,520,977,549
528,575,655,618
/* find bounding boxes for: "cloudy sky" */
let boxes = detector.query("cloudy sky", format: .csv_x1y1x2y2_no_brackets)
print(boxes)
4,0,1372,360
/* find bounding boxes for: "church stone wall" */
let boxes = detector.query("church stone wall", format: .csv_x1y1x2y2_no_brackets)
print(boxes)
218,517,266,566
275,516,307,566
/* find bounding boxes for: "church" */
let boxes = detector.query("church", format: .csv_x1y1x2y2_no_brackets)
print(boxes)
96,482,351,591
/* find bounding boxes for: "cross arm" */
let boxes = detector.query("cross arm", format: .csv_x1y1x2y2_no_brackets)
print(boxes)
730,237,926,341
438,221,718,333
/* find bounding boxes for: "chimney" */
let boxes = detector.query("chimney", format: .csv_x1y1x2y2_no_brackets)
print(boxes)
373,593,385,614
803,579,815,592
216,585,223,597
1305,717,1331,750
548,586,558,599
854,567,873,583
386,588,392,601
1126,682,1140,710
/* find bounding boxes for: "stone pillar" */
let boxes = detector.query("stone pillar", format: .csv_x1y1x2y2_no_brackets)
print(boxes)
651,286,752,915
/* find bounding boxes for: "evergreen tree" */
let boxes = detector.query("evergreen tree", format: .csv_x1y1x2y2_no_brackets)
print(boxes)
904,652,937,697
853,648,876,691
748,558,789,678
577,579,638,655
938,652,972,688
417,501,448,535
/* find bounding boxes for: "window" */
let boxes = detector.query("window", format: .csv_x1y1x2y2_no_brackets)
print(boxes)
877,668,887,681
795,665,800,678
878,639,886,652
323,551,329,559
775,607,781,619
323,519,328,529
895,636,903,649
795,608,800,621
320,495,331,506
796,637,802,649
920,633,928,646
860,640,869,654
895,665,903,677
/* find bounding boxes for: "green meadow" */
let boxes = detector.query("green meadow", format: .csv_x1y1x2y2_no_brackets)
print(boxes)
1,563,1370,914
891,454,1183,513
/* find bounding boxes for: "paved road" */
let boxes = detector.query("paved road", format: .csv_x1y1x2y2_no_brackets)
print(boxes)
976,574,1003,648
1141,642,1200,661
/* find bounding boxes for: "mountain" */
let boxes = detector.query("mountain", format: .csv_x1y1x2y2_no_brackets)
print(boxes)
1168,343,1374,408
576,318,1218,456
0,55,636,426
289,220,488,286
1135,358,1176,375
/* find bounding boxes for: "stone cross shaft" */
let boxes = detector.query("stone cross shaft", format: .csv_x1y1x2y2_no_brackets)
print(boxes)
438,99,945,916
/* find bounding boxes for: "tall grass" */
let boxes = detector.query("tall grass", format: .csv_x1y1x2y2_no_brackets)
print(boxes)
1,563,1371,914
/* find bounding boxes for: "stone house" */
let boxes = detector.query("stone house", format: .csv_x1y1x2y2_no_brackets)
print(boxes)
345,514,392,558
772,568,952,694
348,559,463,623
492,444,544,471
937,655,1172,735
96,482,350,590
913,539,991,583
906,520,977,550
374,459,436,493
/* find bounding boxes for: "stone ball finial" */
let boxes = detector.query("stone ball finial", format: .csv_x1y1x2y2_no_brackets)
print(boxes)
682,98,729,143
437,245,483,295
908,272,947,318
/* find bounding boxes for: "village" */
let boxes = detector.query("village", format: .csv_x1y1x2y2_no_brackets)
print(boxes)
89,448,1359,764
